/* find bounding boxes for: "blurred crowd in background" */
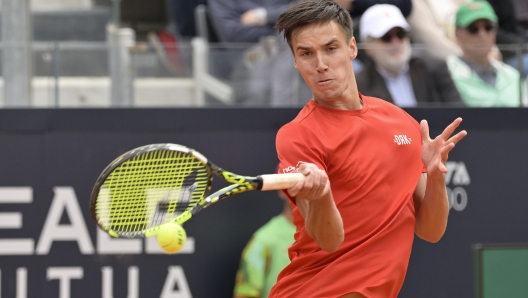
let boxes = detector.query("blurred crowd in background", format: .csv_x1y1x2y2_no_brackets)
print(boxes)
148,0,527,107
14,0,528,108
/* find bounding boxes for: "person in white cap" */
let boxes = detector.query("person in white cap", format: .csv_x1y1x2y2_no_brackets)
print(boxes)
356,4,463,107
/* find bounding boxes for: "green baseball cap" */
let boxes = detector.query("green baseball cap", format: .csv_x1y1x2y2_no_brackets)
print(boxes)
455,1,498,28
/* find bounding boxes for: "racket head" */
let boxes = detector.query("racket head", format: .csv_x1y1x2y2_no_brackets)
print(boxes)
89,143,212,238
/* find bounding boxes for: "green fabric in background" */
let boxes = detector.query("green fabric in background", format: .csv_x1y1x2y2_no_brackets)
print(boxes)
481,248,528,298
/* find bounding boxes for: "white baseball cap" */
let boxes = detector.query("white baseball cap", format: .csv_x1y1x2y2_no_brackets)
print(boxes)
359,4,410,41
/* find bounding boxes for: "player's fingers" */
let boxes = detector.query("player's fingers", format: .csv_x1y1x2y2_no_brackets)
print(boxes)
297,164,313,176
295,168,316,198
440,143,455,161
442,142,455,152
287,180,305,197
440,118,463,140
312,169,328,198
299,168,327,200
307,168,326,198
420,120,430,144
294,163,329,200
321,180,331,197
439,163,449,173
446,130,467,145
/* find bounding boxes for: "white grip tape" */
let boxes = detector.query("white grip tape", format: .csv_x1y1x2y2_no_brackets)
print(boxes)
259,173,305,190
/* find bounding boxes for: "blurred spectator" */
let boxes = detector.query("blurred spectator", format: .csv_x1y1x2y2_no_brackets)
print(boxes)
350,0,412,64
350,0,412,18
407,0,468,60
447,1,526,107
233,191,295,298
485,0,528,77
207,0,299,43
268,38,313,107
203,0,299,104
356,4,463,107
512,0,528,31
407,0,503,62
167,0,207,38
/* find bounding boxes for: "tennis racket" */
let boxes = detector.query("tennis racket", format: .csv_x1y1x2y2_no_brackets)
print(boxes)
89,143,304,239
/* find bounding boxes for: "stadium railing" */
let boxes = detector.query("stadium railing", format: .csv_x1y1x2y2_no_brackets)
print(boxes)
0,39,526,108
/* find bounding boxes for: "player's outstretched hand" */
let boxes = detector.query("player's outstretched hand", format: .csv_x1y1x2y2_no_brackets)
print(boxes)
420,118,467,177
287,163,330,200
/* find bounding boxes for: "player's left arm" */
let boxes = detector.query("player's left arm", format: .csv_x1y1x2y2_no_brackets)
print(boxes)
413,118,467,243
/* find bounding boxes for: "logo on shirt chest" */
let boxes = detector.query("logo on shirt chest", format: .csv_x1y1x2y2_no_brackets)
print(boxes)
394,134,412,145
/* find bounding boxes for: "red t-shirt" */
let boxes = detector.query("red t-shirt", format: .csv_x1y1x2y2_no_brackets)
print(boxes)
270,94,425,298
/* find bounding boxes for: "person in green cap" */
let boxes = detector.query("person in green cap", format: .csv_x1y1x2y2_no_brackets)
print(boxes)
446,1,527,107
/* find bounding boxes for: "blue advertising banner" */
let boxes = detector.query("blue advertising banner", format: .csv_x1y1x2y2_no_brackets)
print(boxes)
0,108,526,298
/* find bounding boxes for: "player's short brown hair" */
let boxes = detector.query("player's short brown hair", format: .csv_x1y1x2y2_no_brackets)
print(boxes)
275,0,354,50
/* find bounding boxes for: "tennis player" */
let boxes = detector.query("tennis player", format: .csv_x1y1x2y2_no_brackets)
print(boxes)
270,1,467,297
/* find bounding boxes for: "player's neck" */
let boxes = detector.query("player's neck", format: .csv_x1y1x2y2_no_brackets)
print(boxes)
313,91,363,110
312,78,362,110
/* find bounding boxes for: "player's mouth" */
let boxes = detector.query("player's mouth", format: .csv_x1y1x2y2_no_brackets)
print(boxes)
317,79,333,85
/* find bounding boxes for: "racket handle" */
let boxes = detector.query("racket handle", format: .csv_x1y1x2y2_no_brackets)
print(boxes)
259,173,305,191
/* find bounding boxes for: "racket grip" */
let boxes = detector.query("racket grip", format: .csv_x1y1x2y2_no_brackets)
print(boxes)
259,173,305,191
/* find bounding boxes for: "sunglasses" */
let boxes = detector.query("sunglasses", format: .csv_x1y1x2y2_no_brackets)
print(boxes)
380,29,408,43
466,23,495,34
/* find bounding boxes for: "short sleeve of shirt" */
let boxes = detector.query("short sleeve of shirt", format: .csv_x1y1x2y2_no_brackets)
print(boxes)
276,122,327,176
233,237,269,297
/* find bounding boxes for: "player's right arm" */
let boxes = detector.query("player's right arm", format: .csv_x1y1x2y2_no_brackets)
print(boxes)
288,163,344,253
276,123,344,253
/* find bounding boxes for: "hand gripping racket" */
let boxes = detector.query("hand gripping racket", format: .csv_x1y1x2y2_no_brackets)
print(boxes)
89,143,304,238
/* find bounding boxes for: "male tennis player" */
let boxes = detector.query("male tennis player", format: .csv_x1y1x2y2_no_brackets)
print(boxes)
270,1,467,297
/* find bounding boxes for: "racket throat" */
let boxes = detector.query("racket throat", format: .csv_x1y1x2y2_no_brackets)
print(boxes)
203,183,256,209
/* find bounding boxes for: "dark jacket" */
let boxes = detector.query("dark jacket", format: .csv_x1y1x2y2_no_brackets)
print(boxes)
356,56,464,107
485,0,528,59
350,0,412,18
208,0,297,43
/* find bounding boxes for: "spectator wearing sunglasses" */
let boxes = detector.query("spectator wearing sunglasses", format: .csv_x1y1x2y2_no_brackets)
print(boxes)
447,1,527,107
356,4,463,107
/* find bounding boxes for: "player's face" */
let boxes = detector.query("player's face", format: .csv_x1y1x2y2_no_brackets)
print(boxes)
292,21,358,104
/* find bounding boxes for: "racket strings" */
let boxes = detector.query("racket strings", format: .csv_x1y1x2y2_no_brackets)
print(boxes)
95,150,210,234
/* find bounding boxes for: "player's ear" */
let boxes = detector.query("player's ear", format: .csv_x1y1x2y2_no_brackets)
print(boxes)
294,58,299,70
349,37,358,60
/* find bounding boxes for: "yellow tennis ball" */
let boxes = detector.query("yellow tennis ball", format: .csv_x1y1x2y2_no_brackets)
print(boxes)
157,223,187,254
